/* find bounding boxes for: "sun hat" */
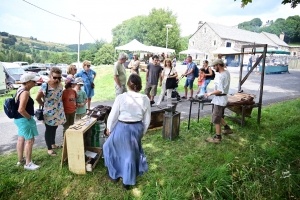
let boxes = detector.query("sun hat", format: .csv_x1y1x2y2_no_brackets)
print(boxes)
211,59,225,66
75,77,84,85
20,73,40,83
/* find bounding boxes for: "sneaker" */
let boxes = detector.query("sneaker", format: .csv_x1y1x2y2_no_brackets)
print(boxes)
222,129,233,135
205,135,222,144
24,162,40,170
17,157,25,166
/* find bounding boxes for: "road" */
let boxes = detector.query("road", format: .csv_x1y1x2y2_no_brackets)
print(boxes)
1,66,299,154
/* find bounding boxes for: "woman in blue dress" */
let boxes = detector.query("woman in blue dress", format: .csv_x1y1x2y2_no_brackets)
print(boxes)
74,60,96,110
104,74,151,190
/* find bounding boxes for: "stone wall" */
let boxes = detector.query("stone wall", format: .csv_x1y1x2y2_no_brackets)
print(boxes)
289,46,300,57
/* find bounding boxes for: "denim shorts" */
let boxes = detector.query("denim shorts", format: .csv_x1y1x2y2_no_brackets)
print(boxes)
14,116,39,140
184,79,195,89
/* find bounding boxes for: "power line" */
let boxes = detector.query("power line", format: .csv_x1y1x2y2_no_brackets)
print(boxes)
82,23,96,42
22,0,96,42
23,0,77,22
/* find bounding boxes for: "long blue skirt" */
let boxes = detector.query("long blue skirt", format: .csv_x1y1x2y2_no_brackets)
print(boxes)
103,121,148,185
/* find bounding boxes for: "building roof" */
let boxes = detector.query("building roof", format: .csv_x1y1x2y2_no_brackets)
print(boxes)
261,32,289,47
191,22,289,48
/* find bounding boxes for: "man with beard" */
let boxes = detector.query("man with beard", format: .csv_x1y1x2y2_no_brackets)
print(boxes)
205,59,233,144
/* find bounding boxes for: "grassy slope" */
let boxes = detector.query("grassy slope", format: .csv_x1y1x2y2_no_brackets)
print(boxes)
0,99,299,199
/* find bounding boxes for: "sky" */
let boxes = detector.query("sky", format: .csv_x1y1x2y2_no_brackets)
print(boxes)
0,0,300,45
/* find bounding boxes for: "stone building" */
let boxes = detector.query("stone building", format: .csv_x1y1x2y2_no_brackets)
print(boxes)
189,21,290,66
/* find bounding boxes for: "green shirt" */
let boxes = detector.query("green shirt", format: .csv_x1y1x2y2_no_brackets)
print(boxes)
76,89,87,114
114,61,126,85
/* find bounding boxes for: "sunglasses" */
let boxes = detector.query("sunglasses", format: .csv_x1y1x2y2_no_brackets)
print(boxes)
86,65,91,67
73,68,77,70
52,76,62,81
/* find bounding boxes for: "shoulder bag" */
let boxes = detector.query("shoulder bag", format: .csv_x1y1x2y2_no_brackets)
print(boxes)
166,67,177,89
35,83,48,120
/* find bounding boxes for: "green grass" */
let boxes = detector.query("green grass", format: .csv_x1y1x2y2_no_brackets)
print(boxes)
1,99,300,199
289,43,300,46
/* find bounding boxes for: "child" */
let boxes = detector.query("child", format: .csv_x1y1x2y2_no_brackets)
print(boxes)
75,77,87,120
196,68,206,99
62,77,78,135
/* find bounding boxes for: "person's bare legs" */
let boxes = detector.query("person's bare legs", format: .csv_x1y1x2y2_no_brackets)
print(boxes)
220,118,227,126
184,86,188,98
150,95,155,101
190,88,194,98
215,123,221,135
25,138,34,165
17,136,25,162
87,98,91,110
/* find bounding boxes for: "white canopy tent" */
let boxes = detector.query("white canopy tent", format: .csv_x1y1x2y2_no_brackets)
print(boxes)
114,39,176,60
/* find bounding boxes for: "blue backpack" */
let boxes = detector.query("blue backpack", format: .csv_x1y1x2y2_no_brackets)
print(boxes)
4,90,24,119
193,63,199,78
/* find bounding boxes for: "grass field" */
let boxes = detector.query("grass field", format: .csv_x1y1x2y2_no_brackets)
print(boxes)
0,98,299,199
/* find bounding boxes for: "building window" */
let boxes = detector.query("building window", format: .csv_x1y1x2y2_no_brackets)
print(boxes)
293,52,297,56
192,41,194,46
213,40,216,46
205,54,208,59
226,42,231,47
203,28,206,33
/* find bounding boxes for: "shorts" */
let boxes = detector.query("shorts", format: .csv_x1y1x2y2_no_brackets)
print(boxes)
14,116,39,140
184,79,194,89
211,105,225,124
115,84,127,96
144,82,158,96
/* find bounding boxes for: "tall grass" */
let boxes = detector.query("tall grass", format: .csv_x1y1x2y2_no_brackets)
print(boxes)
0,99,299,199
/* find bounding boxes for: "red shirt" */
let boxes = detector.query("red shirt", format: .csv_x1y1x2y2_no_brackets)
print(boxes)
62,89,78,114
198,73,205,86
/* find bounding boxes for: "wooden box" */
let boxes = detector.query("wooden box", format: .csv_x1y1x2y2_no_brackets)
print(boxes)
162,112,181,140
148,109,165,130
85,147,102,172
61,117,102,174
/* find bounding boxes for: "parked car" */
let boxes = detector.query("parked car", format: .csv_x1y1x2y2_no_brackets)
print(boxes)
61,68,68,78
0,62,8,94
13,61,29,67
56,63,68,69
31,63,46,71
45,63,55,70
23,65,42,73
38,71,50,82
26,71,43,85
71,62,96,70
1,62,25,89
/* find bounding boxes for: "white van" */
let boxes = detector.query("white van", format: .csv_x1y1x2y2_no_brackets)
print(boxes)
0,62,7,94
13,61,29,67
2,62,25,89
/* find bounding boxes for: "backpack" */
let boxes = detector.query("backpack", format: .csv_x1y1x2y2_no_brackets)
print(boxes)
211,68,216,80
4,90,24,119
192,63,199,78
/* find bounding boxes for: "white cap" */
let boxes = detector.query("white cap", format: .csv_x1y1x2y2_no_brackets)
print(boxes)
20,73,40,83
75,77,84,85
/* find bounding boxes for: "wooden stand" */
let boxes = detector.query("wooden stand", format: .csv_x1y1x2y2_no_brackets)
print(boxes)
148,109,165,130
61,117,102,174
162,111,181,140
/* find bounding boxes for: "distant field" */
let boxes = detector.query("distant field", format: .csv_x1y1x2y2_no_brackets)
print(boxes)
289,43,300,46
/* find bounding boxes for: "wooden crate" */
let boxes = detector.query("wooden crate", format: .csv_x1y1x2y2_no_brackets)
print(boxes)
148,109,165,130
85,147,102,172
61,117,101,174
162,112,181,140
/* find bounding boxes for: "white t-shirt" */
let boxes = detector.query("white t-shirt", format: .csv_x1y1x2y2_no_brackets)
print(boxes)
162,67,177,81
211,70,230,106
106,91,151,135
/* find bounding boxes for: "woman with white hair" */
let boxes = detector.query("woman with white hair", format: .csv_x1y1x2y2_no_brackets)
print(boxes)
75,60,96,110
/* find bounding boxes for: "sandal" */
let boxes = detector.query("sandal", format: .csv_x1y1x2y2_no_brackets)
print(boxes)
52,145,62,149
181,96,187,99
48,151,57,156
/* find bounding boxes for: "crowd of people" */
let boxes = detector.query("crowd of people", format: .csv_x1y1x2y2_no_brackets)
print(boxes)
13,52,234,190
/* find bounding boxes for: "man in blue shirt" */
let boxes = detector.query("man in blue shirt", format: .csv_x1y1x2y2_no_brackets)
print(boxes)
182,56,196,100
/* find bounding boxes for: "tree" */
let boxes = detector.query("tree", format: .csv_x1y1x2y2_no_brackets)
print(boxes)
49,53,60,64
60,52,71,64
93,44,114,65
235,0,299,8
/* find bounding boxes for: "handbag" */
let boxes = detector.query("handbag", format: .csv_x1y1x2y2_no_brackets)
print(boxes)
85,71,95,89
165,67,177,89
35,83,48,121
